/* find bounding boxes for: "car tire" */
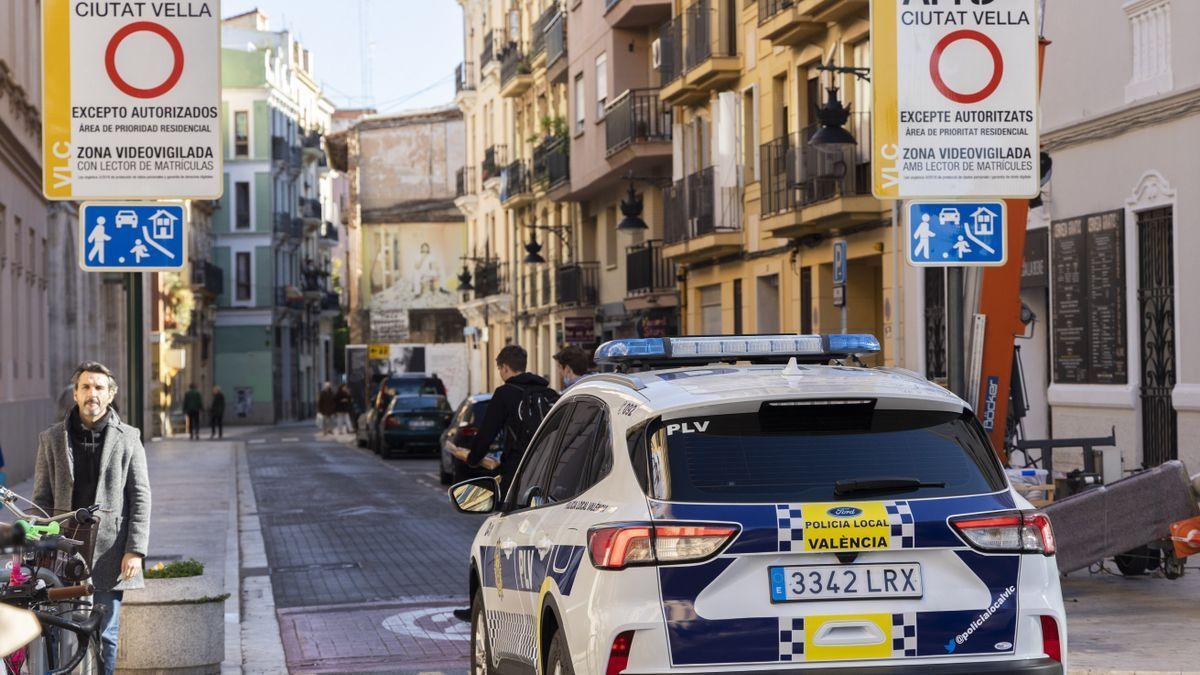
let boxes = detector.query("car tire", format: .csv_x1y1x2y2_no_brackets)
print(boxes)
470,588,493,675
545,627,574,675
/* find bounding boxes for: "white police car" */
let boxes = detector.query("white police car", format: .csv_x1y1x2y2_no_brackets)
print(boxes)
449,335,1066,675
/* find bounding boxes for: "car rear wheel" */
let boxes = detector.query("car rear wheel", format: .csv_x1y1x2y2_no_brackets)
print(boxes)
545,627,574,675
470,589,493,675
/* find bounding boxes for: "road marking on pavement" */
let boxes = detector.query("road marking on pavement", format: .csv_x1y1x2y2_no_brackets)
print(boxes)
382,607,469,642
281,437,300,443
248,439,266,444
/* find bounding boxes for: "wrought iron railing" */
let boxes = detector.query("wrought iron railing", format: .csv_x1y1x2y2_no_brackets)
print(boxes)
532,5,558,58
626,239,676,296
760,134,796,216
301,130,322,149
455,62,475,93
473,260,508,298
556,262,599,306
501,160,531,202
300,198,321,220
545,10,567,67
541,267,552,307
500,43,529,86
271,135,288,161
605,89,672,155
658,18,684,85
664,167,738,244
793,113,872,207
320,222,339,243
684,0,736,71
532,136,569,190
482,144,507,181
758,0,794,24
456,166,477,196
193,260,224,297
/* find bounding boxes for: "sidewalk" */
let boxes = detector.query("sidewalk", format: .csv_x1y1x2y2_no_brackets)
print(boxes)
4,430,287,673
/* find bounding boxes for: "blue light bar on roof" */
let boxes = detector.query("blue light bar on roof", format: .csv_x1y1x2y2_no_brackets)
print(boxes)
594,334,880,365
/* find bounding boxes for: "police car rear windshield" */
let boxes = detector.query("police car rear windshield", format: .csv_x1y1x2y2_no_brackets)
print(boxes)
637,403,1005,503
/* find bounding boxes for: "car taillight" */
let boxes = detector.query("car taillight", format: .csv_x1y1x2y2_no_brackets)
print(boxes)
384,416,402,429
951,512,1055,555
1040,615,1061,662
459,426,478,439
588,523,738,570
605,631,634,675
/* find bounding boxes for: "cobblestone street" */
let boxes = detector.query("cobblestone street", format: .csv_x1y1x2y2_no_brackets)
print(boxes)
245,428,474,674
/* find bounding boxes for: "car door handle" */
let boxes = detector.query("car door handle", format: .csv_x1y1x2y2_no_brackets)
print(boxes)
500,539,517,557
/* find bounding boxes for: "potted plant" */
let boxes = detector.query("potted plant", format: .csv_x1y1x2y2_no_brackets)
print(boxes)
117,559,228,674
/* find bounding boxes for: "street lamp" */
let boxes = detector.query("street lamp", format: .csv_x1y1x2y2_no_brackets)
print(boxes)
615,172,672,232
523,233,545,264
523,224,574,264
809,61,871,155
456,264,474,292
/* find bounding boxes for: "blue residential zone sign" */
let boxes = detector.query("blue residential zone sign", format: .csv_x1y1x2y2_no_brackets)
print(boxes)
79,203,186,272
906,201,1007,267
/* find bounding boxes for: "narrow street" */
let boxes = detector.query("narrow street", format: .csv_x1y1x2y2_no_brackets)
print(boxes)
244,427,474,674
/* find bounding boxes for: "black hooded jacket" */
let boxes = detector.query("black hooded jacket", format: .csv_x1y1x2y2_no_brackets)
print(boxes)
467,372,552,480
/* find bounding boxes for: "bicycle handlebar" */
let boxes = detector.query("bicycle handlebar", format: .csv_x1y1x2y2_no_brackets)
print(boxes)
45,584,95,601
1,486,99,526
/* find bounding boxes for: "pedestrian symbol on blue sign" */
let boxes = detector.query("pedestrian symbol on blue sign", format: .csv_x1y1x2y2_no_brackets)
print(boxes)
79,203,186,272
906,201,1006,267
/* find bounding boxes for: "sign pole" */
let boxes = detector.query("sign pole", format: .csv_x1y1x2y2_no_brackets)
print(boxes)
946,267,965,399
124,272,145,436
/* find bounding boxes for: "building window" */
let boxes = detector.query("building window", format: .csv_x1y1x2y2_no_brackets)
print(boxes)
732,278,743,335
236,251,252,301
595,53,608,120
605,205,617,267
700,284,722,334
742,86,759,182
756,274,780,332
574,73,585,133
235,181,251,229
1125,0,1172,102
234,111,249,157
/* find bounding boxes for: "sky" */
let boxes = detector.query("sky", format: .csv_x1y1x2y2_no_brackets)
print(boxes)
221,0,464,113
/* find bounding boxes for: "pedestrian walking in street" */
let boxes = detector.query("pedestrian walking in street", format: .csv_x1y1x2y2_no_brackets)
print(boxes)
209,386,225,439
182,382,203,440
33,361,151,675
553,345,593,390
317,382,337,435
334,384,354,435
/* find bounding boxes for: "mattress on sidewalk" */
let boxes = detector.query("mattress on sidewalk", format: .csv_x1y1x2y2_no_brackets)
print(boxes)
1045,459,1198,573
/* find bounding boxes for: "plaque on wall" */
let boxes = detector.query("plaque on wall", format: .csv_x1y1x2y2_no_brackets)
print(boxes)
1050,209,1127,385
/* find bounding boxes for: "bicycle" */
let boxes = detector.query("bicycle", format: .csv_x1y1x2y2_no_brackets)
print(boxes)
1,487,108,674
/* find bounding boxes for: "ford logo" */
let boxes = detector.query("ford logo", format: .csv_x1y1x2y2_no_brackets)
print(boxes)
994,642,1013,651
827,506,863,518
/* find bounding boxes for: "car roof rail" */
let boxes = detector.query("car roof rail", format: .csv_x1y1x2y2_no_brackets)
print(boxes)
575,372,647,392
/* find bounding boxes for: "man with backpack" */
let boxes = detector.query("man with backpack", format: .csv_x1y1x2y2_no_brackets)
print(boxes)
463,344,558,489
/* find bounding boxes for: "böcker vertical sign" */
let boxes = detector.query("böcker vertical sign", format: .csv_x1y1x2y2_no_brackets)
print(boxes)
42,1,222,200
871,0,1039,199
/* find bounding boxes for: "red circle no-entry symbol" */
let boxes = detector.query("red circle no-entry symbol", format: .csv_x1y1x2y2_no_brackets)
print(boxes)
929,29,1003,105
105,21,185,99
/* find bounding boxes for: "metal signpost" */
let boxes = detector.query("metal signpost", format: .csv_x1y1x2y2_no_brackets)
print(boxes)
43,0,221,436
832,239,848,333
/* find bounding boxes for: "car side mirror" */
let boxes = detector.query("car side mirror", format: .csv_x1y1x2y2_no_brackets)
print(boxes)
449,477,500,514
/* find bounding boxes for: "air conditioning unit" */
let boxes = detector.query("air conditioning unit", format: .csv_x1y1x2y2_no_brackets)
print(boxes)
651,38,662,69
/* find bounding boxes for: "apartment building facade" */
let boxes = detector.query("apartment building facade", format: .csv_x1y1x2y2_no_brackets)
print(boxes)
213,10,338,424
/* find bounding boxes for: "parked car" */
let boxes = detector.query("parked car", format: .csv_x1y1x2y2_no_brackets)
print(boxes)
438,393,502,485
376,394,453,458
357,374,448,454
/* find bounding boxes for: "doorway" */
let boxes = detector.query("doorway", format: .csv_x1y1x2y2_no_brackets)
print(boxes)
1136,206,1177,466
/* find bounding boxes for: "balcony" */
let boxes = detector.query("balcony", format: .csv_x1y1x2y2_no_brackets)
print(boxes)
302,267,330,300
760,114,886,238
658,17,700,105
318,221,339,247
288,145,302,172
301,130,324,161
472,259,508,299
626,239,677,299
499,43,533,98
532,136,570,194
455,62,476,95
531,5,558,67
797,0,868,22
544,10,568,83
758,0,822,47
482,144,507,182
662,166,743,264
300,197,322,224
684,0,739,91
500,160,533,207
275,285,305,310
192,260,224,297
556,262,599,307
481,29,497,71
456,166,478,198
605,0,672,28
320,291,341,315
606,89,672,157
271,135,288,162
273,211,302,240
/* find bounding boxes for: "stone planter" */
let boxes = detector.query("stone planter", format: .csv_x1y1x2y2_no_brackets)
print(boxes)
116,573,226,674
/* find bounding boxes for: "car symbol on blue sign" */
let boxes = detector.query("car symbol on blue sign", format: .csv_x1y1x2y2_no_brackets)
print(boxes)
907,201,1006,267
79,202,187,272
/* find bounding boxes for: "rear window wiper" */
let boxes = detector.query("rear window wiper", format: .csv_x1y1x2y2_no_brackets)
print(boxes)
834,477,947,497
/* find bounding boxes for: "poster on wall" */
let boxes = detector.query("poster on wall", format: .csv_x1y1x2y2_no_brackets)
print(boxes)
365,223,466,315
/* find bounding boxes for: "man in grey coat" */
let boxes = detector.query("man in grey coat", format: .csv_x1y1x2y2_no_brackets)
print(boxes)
34,361,151,675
